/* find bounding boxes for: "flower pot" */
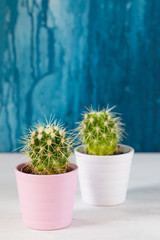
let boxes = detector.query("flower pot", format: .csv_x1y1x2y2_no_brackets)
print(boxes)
74,144,134,206
15,163,78,230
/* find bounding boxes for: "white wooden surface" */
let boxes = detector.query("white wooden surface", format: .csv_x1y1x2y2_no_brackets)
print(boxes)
0,153,160,240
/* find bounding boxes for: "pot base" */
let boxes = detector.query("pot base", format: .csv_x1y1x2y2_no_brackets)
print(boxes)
82,198,126,207
24,220,72,231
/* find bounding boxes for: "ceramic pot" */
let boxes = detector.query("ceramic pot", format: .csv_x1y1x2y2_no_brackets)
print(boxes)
15,163,78,230
74,144,134,206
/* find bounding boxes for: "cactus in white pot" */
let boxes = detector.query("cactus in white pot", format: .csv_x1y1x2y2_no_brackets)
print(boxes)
77,106,124,155
74,106,134,206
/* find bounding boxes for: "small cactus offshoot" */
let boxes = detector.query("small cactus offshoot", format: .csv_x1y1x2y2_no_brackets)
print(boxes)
20,120,74,175
77,106,125,155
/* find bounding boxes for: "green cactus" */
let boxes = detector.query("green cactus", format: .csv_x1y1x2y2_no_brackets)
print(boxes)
77,106,125,155
21,120,73,175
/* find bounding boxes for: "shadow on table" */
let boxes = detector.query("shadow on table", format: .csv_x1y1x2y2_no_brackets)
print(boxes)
71,185,160,227
71,218,104,228
126,185,160,216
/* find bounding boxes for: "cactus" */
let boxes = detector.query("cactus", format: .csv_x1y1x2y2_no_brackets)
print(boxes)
21,120,73,175
77,106,125,155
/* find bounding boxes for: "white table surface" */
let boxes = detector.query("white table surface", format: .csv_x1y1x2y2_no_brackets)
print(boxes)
0,153,160,240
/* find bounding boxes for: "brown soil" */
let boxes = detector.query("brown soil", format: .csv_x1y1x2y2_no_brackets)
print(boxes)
21,164,36,174
21,164,73,175
113,151,123,155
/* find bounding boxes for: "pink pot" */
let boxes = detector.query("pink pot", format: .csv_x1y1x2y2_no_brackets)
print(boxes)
15,163,78,230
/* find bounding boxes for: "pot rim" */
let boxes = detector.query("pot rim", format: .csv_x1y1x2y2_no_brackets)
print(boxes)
74,144,134,158
15,162,78,177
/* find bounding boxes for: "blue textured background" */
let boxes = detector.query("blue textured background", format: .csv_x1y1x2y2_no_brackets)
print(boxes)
0,0,160,152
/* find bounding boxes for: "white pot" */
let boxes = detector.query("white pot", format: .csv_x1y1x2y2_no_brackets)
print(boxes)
74,144,134,206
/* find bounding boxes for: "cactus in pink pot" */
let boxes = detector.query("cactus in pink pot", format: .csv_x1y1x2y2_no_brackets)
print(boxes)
15,118,78,230
21,120,73,174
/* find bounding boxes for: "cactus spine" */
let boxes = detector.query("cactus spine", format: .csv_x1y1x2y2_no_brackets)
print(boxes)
77,106,125,155
21,120,73,175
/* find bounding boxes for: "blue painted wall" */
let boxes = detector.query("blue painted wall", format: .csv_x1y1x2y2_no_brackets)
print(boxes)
0,0,160,152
